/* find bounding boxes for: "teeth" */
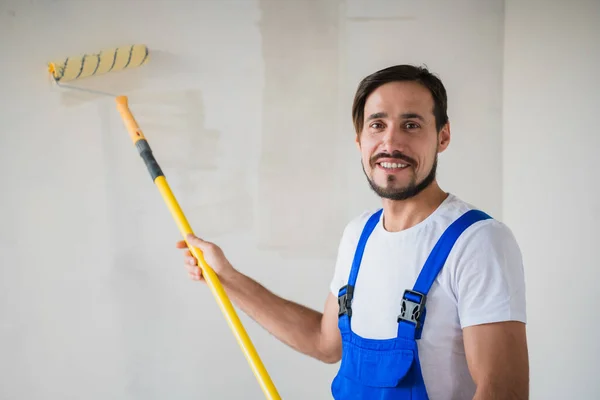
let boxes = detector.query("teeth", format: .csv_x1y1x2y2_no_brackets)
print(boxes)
380,162,407,169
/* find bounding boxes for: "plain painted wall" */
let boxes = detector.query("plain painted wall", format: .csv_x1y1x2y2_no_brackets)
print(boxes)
1,1,504,399
503,0,600,398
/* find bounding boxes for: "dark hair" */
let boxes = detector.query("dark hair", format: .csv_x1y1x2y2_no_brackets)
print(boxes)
351,65,448,134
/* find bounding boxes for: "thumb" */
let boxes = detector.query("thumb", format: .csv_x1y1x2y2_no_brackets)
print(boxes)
186,233,208,249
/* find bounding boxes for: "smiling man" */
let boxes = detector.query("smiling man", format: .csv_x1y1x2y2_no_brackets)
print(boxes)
178,65,529,399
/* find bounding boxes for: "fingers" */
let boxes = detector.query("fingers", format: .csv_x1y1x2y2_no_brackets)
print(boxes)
177,234,213,283
184,250,197,267
184,251,202,281
186,263,202,280
183,247,202,281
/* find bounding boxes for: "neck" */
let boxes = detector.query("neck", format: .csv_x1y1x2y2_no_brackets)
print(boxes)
381,181,448,232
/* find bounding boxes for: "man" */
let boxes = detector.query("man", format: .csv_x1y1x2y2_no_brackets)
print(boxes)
176,65,529,399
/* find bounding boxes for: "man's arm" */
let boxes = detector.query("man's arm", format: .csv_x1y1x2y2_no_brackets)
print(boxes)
464,321,529,400
451,220,529,399
178,234,342,364
222,271,342,364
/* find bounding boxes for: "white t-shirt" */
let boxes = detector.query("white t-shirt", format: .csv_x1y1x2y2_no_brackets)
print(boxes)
329,193,527,400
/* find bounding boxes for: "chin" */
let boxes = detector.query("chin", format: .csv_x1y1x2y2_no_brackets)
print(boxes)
377,176,411,188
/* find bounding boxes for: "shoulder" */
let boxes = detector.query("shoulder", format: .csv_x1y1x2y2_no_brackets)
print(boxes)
329,208,380,295
454,213,522,262
442,195,525,290
339,208,382,245
440,194,521,255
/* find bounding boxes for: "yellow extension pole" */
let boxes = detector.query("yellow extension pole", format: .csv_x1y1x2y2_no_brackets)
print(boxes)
115,95,281,400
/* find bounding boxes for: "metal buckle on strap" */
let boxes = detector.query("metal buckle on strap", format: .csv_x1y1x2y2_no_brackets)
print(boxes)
397,289,426,327
338,285,354,317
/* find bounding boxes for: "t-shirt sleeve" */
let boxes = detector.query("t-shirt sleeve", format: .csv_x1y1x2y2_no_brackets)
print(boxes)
451,220,527,328
329,223,354,297
329,212,370,297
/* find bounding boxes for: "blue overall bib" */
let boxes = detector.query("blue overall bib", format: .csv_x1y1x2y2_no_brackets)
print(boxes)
331,209,491,399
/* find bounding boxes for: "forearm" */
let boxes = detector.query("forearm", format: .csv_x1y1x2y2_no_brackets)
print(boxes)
472,378,528,400
221,270,331,362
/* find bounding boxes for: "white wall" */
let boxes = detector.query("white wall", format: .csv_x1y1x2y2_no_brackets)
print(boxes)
0,1,504,399
503,1,600,398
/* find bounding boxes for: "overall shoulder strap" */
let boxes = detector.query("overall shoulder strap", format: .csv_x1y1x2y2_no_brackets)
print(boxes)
337,209,382,332
397,209,492,339
348,209,383,288
414,209,492,295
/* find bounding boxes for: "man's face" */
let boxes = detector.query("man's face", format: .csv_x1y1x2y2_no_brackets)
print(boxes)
356,81,450,200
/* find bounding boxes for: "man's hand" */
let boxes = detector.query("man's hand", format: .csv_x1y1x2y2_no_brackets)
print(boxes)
464,321,529,399
176,234,236,284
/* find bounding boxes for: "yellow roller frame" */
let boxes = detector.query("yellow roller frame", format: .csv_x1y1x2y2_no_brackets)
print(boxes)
115,95,281,400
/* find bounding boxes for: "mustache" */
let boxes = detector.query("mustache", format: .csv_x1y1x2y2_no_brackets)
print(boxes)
370,151,417,166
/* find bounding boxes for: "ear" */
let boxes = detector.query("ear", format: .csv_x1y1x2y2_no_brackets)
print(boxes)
355,132,361,150
437,121,451,153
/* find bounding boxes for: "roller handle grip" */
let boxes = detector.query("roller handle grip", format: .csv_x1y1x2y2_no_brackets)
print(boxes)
116,96,163,180
116,96,146,143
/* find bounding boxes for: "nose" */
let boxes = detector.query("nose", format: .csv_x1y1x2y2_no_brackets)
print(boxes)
381,124,405,151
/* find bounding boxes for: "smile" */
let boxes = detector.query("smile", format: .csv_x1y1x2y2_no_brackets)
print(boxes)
377,162,410,170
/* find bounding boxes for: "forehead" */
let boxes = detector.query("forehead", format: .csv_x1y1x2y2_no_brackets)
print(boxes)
364,81,435,117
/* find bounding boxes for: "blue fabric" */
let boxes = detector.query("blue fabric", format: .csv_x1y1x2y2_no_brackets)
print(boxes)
331,208,492,399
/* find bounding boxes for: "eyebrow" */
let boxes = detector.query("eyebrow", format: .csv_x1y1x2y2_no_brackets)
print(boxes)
400,113,425,122
366,112,388,121
366,112,426,122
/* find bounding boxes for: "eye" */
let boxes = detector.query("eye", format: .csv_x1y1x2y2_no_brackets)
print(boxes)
369,121,385,130
404,122,420,130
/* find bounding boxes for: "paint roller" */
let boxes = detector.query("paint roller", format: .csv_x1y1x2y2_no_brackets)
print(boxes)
48,44,149,82
48,45,281,400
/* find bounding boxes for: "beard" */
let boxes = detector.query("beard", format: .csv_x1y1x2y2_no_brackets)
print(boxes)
362,151,438,201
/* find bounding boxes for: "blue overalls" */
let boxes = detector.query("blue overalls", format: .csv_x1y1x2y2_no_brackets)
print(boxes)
331,209,491,399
